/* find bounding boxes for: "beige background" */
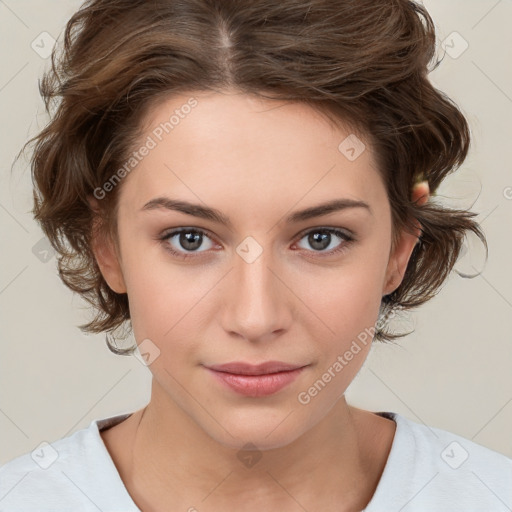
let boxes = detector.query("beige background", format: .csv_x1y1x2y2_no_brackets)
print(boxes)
1,0,511,466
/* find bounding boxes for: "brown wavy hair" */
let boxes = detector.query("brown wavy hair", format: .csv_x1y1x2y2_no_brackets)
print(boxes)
17,0,487,354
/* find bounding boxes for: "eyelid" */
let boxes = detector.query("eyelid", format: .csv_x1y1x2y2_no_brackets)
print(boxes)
160,226,218,241
159,226,221,250
294,224,354,240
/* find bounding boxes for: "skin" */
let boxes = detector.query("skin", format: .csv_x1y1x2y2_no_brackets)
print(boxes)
91,89,429,512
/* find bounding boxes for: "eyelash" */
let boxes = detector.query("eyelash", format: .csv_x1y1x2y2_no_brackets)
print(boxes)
157,227,355,260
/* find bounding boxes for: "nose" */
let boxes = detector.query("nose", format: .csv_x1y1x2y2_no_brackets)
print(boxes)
220,241,294,343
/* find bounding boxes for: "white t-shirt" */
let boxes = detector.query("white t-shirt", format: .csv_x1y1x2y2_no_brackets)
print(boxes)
0,411,510,511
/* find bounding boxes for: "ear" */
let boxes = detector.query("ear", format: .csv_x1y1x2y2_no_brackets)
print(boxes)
382,181,429,296
88,196,127,294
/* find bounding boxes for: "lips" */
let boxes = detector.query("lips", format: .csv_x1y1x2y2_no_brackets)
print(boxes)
205,361,308,397
206,361,305,375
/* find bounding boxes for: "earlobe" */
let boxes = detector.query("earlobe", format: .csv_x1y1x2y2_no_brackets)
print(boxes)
88,196,127,294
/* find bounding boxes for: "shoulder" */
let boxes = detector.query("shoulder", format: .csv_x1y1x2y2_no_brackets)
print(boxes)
400,412,512,478
366,411,512,512
0,425,100,511
0,413,139,512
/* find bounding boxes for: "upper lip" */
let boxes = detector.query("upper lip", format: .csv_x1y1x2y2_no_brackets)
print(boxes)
206,361,306,376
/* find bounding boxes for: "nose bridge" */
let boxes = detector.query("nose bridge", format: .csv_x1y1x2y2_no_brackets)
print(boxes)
223,239,290,341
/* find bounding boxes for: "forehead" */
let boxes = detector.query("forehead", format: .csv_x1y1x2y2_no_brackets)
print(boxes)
118,91,388,219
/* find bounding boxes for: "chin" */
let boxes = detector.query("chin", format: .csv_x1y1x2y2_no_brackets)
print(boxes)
199,407,313,452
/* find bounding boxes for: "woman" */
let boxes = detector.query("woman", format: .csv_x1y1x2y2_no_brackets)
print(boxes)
1,0,510,510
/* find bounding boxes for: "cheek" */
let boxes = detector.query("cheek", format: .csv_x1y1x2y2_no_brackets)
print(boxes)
127,266,203,336
117,239,174,327
296,257,387,345
293,266,385,403
120,247,218,365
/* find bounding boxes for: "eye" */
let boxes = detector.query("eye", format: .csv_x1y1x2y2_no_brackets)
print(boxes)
158,226,354,260
294,227,354,256
159,228,217,259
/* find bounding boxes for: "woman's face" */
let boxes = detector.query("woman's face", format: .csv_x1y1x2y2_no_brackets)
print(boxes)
94,90,418,450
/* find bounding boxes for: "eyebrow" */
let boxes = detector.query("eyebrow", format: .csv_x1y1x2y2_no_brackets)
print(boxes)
141,196,372,228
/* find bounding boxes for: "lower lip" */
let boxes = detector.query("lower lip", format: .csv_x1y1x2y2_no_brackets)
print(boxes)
206,367,305,397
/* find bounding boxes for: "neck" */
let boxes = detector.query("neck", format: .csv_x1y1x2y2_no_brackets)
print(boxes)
107,380,393,512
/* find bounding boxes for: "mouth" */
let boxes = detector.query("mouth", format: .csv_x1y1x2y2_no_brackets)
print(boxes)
206,360,307,375
204,361,308,397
